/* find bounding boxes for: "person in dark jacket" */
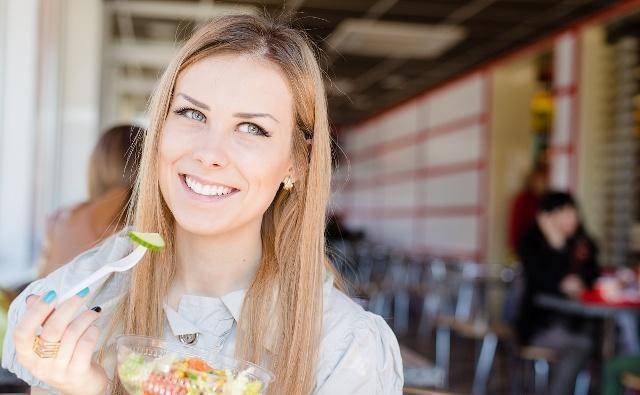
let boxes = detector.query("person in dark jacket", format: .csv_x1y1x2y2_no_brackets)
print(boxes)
516,191,600,395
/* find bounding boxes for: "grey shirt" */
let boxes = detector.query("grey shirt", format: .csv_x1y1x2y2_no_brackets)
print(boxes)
2,230,403,394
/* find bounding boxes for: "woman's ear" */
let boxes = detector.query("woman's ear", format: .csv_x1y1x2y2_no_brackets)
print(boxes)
286,165,297,184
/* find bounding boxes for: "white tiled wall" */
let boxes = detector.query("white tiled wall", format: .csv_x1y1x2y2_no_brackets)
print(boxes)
334,74,489,260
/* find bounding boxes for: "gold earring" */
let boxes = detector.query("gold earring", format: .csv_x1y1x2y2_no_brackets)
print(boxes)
283,176,294,191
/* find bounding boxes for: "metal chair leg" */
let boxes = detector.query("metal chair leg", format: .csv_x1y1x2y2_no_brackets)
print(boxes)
455,282,474,320
574,369,591,395
381,293,393,319
534,359,549,395
369,293,386,316
394,290,410,335
472,332,498,395
418,294,440,340
417,296,431,335
436,325,451,388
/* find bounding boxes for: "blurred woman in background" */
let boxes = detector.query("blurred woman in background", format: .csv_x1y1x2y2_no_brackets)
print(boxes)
36,124,142,277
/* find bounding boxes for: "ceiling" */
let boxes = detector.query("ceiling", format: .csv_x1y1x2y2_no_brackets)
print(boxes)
106,0,617,128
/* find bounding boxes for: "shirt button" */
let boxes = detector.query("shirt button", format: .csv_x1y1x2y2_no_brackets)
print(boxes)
178,333,199,345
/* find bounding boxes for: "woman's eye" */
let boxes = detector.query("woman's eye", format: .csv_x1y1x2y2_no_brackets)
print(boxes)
238,122,270,137
174,107,206,123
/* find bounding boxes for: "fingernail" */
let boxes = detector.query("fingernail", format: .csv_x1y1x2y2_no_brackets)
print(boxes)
42,290,57,304
76,287,90,298
91,306,102,313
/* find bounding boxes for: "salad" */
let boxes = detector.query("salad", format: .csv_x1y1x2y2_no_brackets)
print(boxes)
117,335,272,395
118,352,265,395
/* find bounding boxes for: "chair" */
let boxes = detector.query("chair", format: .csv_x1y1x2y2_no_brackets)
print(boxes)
433,262,573,395
433,260,498,393
366,249,424,335
417,258,450,341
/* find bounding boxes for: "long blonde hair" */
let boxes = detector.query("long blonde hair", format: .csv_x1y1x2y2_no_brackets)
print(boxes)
104,14,336,394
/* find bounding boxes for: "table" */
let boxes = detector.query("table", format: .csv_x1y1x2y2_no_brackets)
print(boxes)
534,294,640,357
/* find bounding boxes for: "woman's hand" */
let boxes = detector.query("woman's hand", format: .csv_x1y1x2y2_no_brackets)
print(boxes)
560,274,585,299
12,290,108,395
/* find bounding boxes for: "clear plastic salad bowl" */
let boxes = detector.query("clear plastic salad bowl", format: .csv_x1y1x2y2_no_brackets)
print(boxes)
116,335,274,395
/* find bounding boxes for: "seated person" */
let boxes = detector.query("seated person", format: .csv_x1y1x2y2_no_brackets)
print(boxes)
516,191,600,395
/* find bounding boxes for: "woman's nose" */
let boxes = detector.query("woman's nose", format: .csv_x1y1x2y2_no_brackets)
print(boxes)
192,130,230,168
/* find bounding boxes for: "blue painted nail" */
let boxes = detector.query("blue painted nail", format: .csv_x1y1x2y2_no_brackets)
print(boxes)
42,290,57,304
76,287,90,298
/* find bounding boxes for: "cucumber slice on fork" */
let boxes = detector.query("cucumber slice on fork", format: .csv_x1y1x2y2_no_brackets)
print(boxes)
56,231,165,306
128,231,165,251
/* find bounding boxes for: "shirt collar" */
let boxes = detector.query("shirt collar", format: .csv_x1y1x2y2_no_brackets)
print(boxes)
163,272,335,341
164,303,200,336
218,271,336,320
219,287,245,323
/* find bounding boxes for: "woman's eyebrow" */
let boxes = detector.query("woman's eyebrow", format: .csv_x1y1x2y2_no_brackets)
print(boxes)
234,112,280,123
176,93,210,110
176,93,279,123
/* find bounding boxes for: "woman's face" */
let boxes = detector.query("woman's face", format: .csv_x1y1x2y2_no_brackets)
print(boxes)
551,206,579,237
158,53,295,236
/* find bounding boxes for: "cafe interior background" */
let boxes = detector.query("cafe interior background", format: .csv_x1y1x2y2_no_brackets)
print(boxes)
2,0,640,393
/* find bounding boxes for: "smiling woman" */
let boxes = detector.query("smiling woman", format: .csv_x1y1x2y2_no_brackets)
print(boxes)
1,13,403,395
158,53,293,233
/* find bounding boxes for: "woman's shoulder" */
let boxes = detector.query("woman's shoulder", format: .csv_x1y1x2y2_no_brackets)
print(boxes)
315,287,404,394
321,287,379,332
321,288,401,355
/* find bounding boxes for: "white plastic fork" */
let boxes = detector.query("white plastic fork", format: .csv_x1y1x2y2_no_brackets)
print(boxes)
56,245,148,306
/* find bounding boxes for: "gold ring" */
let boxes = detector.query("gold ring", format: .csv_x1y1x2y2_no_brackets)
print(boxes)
33,335,61,358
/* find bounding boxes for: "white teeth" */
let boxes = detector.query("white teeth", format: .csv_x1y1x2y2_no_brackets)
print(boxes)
185,176,195,190
184,175,234,197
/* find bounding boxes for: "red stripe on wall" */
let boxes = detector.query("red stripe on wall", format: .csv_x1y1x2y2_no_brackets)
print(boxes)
548,145,574,155
345,159,484,191
342,205,482,219
408,245,479,262
414,160,484,178
552,85,577,97
348,113,485,164
348,73,485,133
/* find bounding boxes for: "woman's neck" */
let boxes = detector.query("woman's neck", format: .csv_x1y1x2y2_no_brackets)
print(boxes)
171,220,263,300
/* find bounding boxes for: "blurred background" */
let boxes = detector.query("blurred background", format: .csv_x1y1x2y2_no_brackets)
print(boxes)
3,0,640,394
